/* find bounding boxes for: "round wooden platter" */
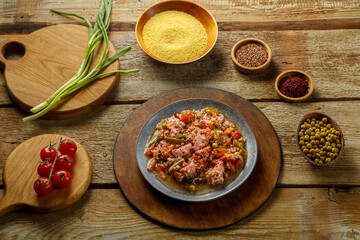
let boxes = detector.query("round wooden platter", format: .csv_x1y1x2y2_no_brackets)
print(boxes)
113,87,281,230
0,134,92,217
0,24,119,119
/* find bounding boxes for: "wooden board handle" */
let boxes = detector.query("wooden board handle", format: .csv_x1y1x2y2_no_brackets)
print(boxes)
0,38,27,67
0,192,23,217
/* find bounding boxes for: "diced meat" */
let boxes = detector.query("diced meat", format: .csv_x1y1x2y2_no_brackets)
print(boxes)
206,161,225,185
174,171,185,182
195,148,210,160
193,133,210,151
216,114,225,124
171,143,192,158
167,118,185,136
153,140,171,156
218,135,228,145
199,119,211,128
179,160,197,179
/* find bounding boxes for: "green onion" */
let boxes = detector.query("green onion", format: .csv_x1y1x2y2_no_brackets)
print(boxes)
23,0,139,122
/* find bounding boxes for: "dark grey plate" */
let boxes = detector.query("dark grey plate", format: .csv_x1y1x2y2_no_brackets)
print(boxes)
136,99,257,202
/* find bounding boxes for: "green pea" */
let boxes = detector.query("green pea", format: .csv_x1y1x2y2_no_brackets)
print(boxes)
325,158,331,163
327,146,332,151
298,132,304,137
309,149,315,154
322,118,328,123
332,148,339,153
326,124,332,129
336,144,342,148
212,142,218,148
299,140,304,146
319,121,324,126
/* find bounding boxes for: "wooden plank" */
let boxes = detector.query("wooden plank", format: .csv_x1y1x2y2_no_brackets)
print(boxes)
0,188,359,238
0,101,359,186
0,0,360,33
1,29,359,105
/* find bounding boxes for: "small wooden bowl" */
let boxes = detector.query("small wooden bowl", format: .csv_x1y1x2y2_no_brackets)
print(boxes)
275,70,314,102
231,38,272,74
135,0,218,64
296,112,345,167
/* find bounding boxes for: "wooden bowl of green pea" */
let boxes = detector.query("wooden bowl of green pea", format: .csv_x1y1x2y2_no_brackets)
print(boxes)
296,113,344,166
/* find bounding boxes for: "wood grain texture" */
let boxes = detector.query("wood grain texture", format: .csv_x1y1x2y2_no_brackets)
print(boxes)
0,188,359,239
0,134,92,217
113,88,281,229
0,24,119,119
0,0,359,33
1,29,359,105
0,100,359,186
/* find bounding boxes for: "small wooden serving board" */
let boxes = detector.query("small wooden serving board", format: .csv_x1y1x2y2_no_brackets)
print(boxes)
0,134,92,217
0,24,119,119
114,88,281,230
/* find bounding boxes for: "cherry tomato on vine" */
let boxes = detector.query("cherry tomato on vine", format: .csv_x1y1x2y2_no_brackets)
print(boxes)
33,177,53,195
40,145,56,162
59,139,77,157
55,154,74,171
37,161,55,177
52,170,72,188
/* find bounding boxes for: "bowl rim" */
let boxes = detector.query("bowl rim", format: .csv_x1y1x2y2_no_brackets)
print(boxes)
135,98,258,202
296,112,345,166
135,0,218,65
275,69,314,102
231,38,272,71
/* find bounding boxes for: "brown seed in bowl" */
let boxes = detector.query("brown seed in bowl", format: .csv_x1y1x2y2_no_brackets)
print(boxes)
235,43,268,67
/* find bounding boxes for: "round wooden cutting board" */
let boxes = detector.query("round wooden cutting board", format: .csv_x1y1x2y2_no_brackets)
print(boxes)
0,24,119,119
0,134,92,217
113,88,282,230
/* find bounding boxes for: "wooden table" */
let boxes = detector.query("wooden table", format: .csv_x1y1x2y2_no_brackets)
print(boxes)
1,0,359,238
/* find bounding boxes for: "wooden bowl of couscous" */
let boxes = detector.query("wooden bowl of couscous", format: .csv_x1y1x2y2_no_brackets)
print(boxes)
135,0,218,64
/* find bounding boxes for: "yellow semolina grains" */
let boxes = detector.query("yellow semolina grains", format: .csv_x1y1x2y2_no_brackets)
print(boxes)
142,10,208,63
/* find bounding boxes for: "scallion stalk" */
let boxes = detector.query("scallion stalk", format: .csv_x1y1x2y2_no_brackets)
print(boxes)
23,0,138,122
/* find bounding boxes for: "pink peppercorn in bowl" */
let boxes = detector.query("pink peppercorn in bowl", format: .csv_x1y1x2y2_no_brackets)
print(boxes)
231,38,272,74
275,70,314,103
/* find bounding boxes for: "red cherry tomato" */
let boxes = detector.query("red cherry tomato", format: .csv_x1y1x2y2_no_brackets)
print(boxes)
34,177,53,195
40,145,56,162
55,154,74,171
37,161,55,177
52,170,72,188
59,139,77,157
